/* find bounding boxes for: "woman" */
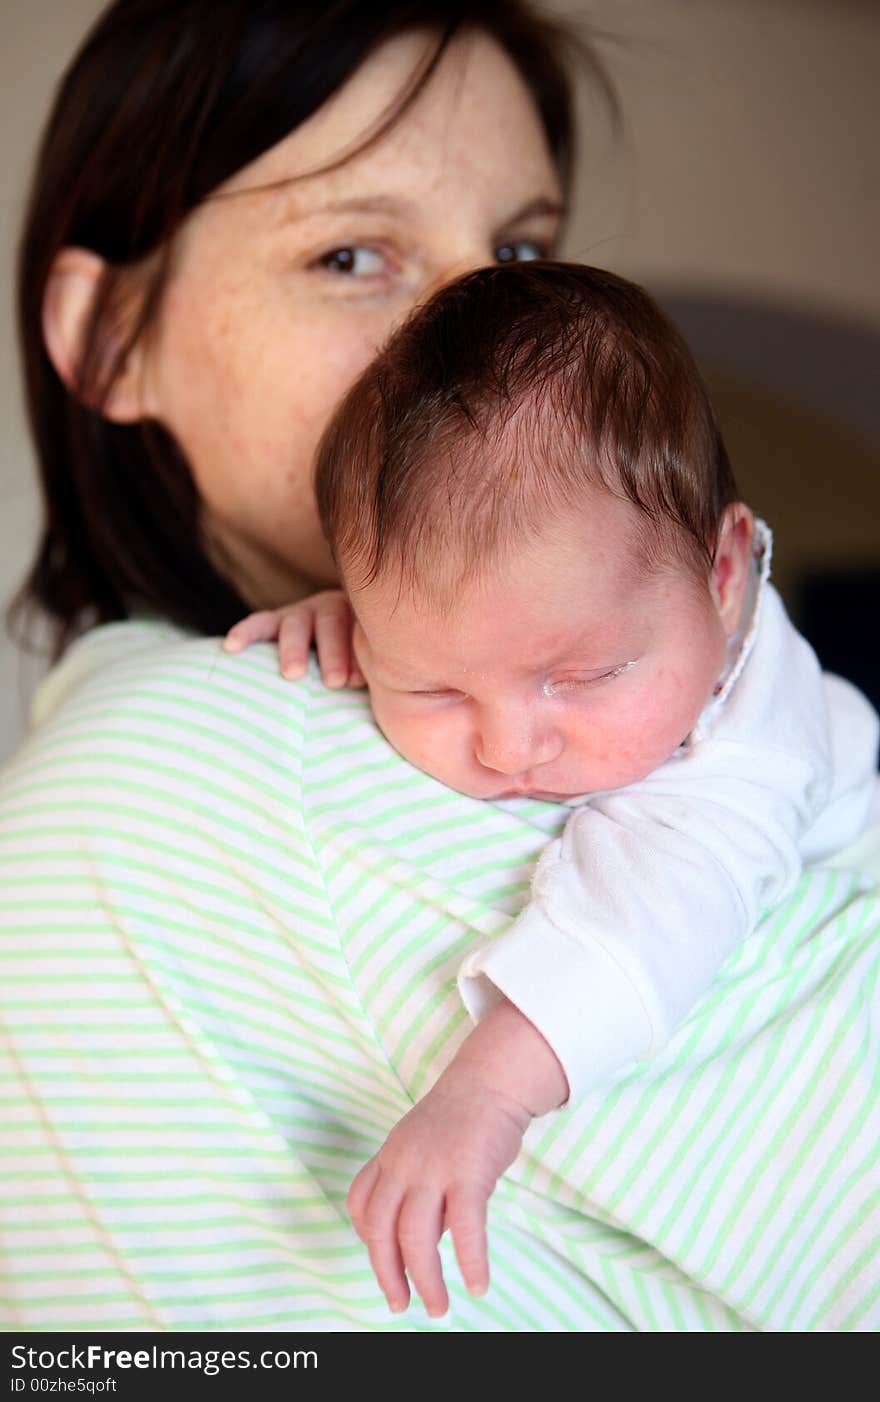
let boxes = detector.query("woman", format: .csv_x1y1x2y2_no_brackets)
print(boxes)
3,0,878,1331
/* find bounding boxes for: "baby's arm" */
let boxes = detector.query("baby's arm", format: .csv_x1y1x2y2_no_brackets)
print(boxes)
461,753,810,1099
347,998,567,1318
223,591,364,688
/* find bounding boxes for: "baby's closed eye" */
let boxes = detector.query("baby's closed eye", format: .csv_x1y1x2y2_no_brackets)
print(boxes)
542,661,636,696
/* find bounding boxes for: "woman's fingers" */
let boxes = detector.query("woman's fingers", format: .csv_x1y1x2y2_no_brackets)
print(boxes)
222,609,284,652
313,600,354,688
445,1184,490,1297
349,1162,410,1315
398,1187,448,1318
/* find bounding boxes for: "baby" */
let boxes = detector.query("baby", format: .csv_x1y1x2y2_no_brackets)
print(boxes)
225,263,879,1318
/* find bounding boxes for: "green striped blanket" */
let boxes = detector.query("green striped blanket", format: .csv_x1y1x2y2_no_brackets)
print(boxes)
1,622,878,1331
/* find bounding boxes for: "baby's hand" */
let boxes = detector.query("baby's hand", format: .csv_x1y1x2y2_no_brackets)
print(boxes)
347,1074,531,1318
222,591,364,688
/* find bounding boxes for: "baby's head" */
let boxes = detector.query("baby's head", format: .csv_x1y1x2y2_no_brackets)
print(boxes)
316,262,755,800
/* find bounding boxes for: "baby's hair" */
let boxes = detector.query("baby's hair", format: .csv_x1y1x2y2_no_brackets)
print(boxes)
315,262,739,602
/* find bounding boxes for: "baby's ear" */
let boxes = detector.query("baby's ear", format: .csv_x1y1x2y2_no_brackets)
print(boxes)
710,503,755,637
42,247,150,423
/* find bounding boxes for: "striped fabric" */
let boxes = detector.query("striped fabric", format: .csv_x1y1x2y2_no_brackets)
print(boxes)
1,621,878,1332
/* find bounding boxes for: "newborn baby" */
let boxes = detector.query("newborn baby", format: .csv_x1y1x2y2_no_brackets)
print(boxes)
225,262,879,1318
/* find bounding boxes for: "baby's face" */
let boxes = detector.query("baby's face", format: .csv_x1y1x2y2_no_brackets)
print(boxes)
351,495,741,801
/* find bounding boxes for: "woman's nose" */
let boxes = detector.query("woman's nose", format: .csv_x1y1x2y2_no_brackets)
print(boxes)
475,710,562,776
420,249,494,304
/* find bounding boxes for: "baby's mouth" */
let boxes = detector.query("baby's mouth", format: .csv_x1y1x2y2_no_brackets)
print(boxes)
494,787,571,801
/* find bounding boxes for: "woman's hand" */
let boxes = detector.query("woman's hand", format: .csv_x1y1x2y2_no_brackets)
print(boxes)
222,591,364,688
347,999,568,1317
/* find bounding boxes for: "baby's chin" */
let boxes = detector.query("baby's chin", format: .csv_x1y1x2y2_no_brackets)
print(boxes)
400,752,667,803
453,762,667,802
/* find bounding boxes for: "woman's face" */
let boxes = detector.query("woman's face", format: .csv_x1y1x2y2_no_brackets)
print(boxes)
138,30,565,605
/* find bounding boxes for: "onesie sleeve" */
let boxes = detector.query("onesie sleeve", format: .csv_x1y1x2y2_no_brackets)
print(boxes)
459,587,880,1103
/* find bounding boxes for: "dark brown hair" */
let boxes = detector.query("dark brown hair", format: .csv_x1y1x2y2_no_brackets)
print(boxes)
316,261,739,598
14,0,617,658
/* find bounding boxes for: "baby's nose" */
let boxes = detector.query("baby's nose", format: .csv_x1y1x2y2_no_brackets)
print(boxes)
475,712,561,775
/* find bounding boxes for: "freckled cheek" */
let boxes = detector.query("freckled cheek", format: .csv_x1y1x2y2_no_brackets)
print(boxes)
248,327,386,496
152,291,273,471
282,293,394,408
158,273,380,485
319,312,389,385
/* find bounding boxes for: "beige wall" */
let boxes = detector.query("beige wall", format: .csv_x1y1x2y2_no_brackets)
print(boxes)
558,0,880,603
1,1,108,758
562,0,880,320
2,0,878,760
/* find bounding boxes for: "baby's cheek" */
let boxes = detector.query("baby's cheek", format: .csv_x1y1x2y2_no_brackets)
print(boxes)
637,666,710,757
406,722,468,786
598,678,701,785
368,699,461,783
366,694,411,756
413,721,480,793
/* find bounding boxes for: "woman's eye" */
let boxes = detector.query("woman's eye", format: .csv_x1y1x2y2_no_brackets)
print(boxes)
315,246,386,276
495,239,548,265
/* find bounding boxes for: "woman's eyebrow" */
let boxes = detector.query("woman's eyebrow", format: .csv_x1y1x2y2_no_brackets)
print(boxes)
287,194,419,221
275,192,566,227
503,196,567,225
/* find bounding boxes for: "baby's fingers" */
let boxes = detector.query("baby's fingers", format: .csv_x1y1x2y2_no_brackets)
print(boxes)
348,1162,410,1315
314,600,354,689
398,1187,448,1318
277,610,315,680
223,609,285,653
445,1184,489,1298
346,1157,379,1230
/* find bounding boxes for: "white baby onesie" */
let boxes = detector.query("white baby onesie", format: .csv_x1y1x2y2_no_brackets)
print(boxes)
458,523,880,1100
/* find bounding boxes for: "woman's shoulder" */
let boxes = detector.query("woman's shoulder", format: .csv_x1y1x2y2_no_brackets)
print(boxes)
30,619,197,726
0,622,383,912
28,619,317,736
3,621,342,821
